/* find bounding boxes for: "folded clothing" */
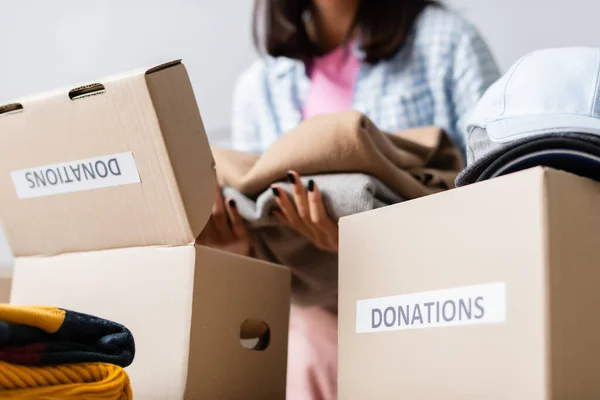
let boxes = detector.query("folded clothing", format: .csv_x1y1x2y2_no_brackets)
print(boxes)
210,112,462,308
0,305,134,366
0,305,134,399
211,111,464,308
213,111,464,199
222,173,403,309
0,361,132,399
458,134,600,185
456,47,600,186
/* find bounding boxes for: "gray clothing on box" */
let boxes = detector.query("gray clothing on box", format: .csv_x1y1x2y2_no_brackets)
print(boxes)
222,173,403,310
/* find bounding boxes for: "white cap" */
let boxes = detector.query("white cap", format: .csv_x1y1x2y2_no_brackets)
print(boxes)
457,47,600,186
465,47,600,144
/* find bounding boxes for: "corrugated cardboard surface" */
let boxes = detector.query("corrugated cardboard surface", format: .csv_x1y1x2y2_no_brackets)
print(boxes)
339,168,600,399
11,245,291,399
0,61,215,257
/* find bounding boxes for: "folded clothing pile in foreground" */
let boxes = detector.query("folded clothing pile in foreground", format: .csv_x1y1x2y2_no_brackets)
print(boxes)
211,111,464,309
0,304,135,399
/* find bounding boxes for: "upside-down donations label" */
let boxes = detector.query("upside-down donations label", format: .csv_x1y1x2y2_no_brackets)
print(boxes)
11,152,141,199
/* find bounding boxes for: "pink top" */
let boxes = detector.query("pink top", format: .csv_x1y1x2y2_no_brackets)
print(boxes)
286,43,360,400
302,43,361,119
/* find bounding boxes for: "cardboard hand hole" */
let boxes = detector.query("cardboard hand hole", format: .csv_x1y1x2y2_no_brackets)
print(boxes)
68,83,106,100
239,319,270,351
0,103,23,116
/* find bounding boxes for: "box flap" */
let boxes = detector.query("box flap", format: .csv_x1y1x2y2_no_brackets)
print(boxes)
0,60,216,256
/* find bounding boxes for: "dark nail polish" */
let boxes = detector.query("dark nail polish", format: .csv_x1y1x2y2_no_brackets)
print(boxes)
271,187,280,197
423,173,434,185
308,180,315,192
228,199,236,208
287,172,296,184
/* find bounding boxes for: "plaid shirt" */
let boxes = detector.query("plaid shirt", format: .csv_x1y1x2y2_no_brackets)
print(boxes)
231,6,500,157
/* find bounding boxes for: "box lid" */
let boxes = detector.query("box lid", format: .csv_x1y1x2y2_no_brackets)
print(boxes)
0,60,216,257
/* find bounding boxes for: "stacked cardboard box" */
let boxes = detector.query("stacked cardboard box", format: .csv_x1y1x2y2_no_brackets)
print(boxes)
0,61,291,399
0,272,10,303
0,226,12,302
339,167,600,399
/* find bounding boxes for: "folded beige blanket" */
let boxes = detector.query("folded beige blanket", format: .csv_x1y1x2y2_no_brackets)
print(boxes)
213,111,464,199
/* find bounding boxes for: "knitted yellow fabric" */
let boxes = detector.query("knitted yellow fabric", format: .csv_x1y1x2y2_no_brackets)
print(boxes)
0,361,132,399
0,304,65,333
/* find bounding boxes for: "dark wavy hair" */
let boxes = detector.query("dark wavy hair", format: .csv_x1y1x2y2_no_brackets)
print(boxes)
252,0,440,64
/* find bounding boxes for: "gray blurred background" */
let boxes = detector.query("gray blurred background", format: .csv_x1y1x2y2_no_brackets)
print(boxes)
0,0,598,271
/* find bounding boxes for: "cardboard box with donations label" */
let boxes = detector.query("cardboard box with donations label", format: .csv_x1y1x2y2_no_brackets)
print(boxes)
0,60,291,399
339,167,600,399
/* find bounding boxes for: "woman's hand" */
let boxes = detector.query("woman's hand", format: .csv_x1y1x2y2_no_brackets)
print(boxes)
271,171,338,253
196,187,252,256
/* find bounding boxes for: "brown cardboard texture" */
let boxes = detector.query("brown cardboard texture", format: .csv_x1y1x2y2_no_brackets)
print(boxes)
339,167,600,399
12,246,290,399
0,60,214,257
0,271,10,303
1,61,291,399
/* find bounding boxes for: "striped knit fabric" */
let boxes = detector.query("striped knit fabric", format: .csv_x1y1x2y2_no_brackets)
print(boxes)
0,304,134,399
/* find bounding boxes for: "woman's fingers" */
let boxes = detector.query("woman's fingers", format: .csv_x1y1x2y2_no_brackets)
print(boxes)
225,198,248,239
287,171,329,240
270,178,338,252
272,184,316,238
271,210,289,227
307,180,329,225
287,170,329,241
287,170,310,220
271,185,303,226
212,187,233,241
307,179,339,250
272,209,326,249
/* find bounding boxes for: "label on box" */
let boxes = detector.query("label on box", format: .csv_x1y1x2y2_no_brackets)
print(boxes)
11,152,141,199
356,282,506,334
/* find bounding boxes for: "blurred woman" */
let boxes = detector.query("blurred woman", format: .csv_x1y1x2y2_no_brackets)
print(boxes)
208,0,500,398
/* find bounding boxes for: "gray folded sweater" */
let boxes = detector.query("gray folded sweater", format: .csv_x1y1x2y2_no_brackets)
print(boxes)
222,173,403,310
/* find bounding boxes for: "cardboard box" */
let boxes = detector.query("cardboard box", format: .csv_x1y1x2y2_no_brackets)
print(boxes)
0,61,291,399
0,271,11,303
339,167,600,399
0,222,14,302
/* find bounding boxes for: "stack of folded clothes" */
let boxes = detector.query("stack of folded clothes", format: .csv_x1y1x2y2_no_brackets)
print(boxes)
209,111,464,310
0,304,135,399
456,47,600,187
